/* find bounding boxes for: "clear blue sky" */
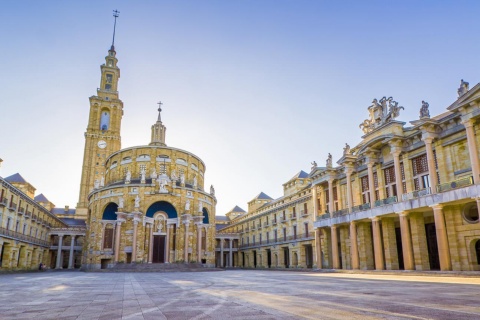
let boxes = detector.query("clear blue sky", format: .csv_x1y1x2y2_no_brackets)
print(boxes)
0,1,478,215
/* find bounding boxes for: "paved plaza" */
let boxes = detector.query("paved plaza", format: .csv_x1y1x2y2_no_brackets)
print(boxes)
0,270,480,320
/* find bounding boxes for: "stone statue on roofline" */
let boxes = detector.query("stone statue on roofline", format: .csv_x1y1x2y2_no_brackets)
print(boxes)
210,185,215,196
360,96,404,134
343,143,351,155
326,153,332,168
311,161,317,171
125,169,131,183
420,100,430,119
458,79,469,97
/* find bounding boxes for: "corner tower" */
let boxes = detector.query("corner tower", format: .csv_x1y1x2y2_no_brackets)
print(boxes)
77,11,123,218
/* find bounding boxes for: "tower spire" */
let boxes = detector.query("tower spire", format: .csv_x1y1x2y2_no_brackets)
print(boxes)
150,102,167,146
111,9,120,52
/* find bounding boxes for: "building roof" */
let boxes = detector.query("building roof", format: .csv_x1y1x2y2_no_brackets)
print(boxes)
230,205,246,213
4,173,27,184
215,215,229,221
60,218,86,227
289,170,309,181
253,192,273,201
216,224,227,231
34,193,50,202
51,208,76,215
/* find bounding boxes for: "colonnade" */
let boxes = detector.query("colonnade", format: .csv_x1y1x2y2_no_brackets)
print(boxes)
315,205,453,271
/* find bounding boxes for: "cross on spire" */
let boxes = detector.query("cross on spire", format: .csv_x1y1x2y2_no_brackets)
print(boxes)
111,9,120,51
157,101,163,122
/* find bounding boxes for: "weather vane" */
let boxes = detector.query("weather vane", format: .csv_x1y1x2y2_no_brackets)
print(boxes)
111,9,120,48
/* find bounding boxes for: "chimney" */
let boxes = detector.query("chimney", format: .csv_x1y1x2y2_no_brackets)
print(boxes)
64,205,69,212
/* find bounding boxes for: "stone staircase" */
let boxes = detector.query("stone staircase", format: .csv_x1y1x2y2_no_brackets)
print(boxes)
93,262,222,273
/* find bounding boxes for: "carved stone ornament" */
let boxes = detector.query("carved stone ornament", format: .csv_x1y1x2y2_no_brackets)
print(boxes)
134,195,140,208
311,161,317,171
343,143,351,155
125,169,131,183
359,97,404,134
157,173,170,193
118,196,124,209
420,100,430,119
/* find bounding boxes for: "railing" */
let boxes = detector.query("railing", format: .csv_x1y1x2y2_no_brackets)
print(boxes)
281,218,288,223
26,210,32,218
332,208,349,217
0,226,50,247
9,202,17,211
301,210,309,217
263,222,268,227
436,176,473,193
0,198,8,206
18,207,25,214
351,203,371,213
401,187,431,201
239,232,315,249
272,220,277,225
374,196,397,207
257,224,262,229
317,212,331,220
290,214,297,220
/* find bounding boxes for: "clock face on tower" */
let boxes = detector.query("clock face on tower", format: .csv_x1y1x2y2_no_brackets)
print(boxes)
97,140,107,149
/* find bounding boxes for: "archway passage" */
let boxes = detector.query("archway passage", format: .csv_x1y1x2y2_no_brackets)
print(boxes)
146,201,177,218
102,203,118,220
476,240,480,265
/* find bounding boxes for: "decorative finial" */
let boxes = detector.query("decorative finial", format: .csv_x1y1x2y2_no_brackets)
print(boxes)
111,9,120,51
157,101,163,122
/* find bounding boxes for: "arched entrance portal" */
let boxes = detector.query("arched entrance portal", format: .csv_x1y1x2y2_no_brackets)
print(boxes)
146,202,178,263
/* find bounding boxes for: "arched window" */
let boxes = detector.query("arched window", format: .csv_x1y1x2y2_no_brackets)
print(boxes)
102,203,118,221
100,110,110,131
202,208,209,224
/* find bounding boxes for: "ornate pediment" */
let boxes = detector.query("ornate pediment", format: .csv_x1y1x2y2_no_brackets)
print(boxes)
359,97,404,134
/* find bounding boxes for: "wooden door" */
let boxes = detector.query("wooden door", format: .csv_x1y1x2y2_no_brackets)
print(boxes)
153,235,166,263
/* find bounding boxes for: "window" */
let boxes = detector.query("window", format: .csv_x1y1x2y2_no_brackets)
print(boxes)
274,230,278,242
266,232,269,244
292,206,296,217
293,226,297,240
283,228,287,241
100,110,110,131
303,203,308,214
412,154,430,190
383,166,397,198
361,176,370,204
304,222,309,238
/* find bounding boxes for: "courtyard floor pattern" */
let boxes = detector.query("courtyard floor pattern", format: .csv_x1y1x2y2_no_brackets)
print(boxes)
0,270,479,319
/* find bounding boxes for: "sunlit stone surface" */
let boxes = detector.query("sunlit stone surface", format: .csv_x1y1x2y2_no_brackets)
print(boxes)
1,270,479,319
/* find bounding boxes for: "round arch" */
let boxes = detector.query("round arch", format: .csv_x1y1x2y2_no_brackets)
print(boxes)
102,202,118,220
146,201,177,218
202,208,209,224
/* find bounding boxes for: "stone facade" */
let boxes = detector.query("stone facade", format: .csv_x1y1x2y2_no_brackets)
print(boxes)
0,176,81,270
217,171,316,269
80,46,217,270
312,88,480,271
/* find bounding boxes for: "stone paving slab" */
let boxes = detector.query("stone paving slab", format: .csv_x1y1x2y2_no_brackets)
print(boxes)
0,270,480,319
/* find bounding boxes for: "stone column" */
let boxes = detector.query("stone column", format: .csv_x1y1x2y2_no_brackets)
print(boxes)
367,162,375,203
220,238,224,267
56,234,64,269
431,204,452,271
229,238,233,267
462,118,480,183
381,217,399,270
391,145,404,200
328,178,334,213
164,224,170,263
398,212,414,270
314,228,322,269
184,220,191,263
132,220,139,263
422,136,438,193
196,223,203,263
312,185,318,216
345,167,354,212
331,225,340,269
148,224,154,263
371,217,384,270
68,235,76,269
114,221,122,263
167,224,174,263
350,221,359,269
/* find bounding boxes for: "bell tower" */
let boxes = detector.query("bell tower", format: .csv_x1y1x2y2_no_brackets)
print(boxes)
77,10,123,218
